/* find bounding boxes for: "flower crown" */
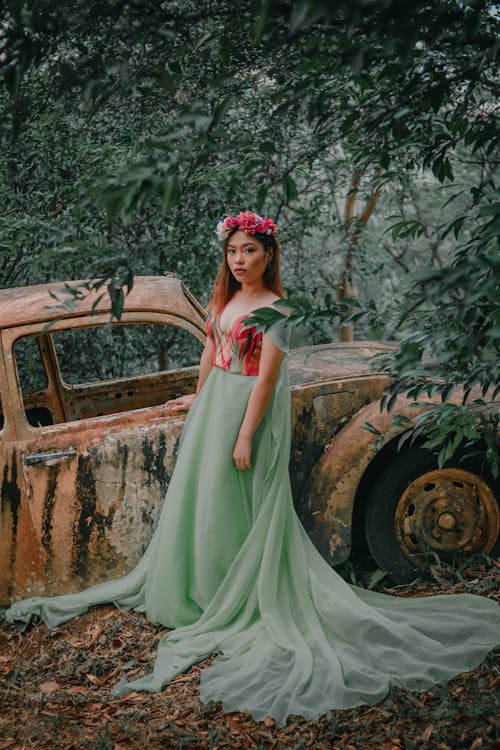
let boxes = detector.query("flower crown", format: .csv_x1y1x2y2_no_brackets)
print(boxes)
216,211,278,242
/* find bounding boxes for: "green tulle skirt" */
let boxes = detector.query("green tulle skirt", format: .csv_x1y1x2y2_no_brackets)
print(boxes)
4,365,499,725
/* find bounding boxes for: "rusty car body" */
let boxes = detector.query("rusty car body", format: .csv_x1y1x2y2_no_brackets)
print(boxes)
1,275,499,604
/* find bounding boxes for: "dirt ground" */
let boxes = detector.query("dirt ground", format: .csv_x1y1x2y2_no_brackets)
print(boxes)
1,558,499,750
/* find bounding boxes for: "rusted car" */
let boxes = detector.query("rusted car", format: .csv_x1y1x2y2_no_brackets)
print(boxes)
1,275,498,604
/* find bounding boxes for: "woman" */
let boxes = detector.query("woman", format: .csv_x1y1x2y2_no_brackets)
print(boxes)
5,211,499,726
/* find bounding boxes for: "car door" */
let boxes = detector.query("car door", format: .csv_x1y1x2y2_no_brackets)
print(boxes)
0,337,47,606
2,314,203,603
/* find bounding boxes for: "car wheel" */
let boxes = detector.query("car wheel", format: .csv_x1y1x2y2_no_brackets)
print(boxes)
363,448,500,583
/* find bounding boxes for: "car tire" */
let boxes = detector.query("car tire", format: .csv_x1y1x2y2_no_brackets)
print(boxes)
363,447,500,584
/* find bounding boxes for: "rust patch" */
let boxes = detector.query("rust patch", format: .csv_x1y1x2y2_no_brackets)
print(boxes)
307,516,352,565
156,433,170,494
117,441,129,508
1,452,21,598
72,454,97,581
41,463,60,573
0,275,208,335
142,433,171,493
140,432,174,527
395,467,500,563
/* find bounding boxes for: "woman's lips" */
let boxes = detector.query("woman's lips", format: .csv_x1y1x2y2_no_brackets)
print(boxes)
234,268,246,274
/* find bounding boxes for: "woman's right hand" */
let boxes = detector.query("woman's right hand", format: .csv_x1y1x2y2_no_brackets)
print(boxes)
165,393,196,411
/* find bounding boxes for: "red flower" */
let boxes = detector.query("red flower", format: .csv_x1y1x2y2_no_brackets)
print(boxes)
215,211,278,241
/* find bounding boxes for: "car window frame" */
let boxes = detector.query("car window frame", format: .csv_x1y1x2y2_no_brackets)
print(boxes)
0,338,11,440
52,317,202,388
2,310,206,439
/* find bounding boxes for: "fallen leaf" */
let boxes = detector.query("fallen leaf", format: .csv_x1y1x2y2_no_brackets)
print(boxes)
1,566,497,750
85,673,101,685
469,739,483,750
378,709,394,720
264,716,275,728
127,692,147,701
39,681,60,694
381,739,401,750
422,724,434,741
89,626,105,644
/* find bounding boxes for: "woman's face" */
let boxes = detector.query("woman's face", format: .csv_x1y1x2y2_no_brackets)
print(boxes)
226,230,271,285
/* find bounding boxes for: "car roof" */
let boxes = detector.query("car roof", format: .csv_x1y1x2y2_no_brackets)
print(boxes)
0,275,207,330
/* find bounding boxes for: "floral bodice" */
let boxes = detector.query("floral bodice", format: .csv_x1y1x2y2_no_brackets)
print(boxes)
206,312,262,376
206,309,290,377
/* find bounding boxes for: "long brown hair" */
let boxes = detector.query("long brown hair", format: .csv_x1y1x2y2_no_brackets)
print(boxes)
208,232,284,314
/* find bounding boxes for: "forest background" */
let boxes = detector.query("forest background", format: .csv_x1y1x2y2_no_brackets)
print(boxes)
1,3,500,749
1,0,499,464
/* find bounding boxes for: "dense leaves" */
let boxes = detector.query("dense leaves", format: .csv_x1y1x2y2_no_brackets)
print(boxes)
1,0,499,459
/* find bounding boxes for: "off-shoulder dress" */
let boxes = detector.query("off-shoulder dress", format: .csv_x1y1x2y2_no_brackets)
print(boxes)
5,311,499,725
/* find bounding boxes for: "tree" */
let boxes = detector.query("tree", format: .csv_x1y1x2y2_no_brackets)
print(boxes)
1,0,498,464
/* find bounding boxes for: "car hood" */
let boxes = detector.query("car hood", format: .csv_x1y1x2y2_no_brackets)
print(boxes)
288,341,395,387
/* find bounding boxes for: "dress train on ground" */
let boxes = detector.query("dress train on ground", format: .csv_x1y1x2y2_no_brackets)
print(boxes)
5,355,499,725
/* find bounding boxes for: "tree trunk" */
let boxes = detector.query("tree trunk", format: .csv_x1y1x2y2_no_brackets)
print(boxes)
337,169,382,341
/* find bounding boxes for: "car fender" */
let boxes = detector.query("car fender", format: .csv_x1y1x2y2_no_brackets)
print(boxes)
298,392,465,567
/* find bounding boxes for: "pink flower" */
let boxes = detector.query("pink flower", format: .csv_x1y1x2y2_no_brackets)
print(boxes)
215,211,278,241
237,211,261,234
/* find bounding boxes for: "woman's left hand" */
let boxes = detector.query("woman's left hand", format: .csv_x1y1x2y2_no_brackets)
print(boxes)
166,393,196,411
233,434,252,471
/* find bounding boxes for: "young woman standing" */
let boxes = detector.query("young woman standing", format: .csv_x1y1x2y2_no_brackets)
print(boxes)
6,211,499,725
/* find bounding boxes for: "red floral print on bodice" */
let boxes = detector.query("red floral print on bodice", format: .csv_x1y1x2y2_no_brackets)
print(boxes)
206,312,262,376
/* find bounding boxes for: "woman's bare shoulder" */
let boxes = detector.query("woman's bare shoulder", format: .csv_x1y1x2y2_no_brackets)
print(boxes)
261,295,290,317
260,293,282,307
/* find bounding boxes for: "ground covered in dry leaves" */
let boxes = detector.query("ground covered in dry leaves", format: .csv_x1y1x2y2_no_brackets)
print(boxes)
1,557,499,750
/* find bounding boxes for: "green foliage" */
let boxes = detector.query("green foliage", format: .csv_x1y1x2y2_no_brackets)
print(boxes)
363,399,499,477
247,293,363,330
377,212,500,397
1,0,499,464
409,402,499,477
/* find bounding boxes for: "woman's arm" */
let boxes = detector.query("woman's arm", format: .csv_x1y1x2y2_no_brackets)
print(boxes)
167,336,213,411
195,336,214,394
232,337,285,470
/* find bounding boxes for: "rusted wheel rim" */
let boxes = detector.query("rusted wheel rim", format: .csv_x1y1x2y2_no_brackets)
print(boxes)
395,468,499,564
